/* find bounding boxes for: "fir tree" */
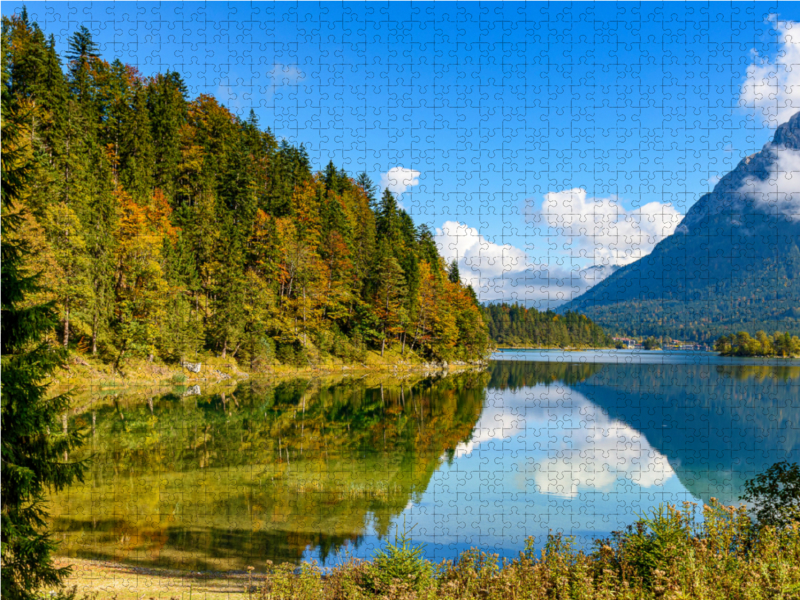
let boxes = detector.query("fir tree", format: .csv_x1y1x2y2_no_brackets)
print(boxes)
1,36,86,597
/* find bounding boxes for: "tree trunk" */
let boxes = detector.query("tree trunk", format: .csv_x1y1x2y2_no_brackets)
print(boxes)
62,413,68,461
63,298,70,348
381,323,386,357
401,331,406,355
221,338,228,358
113,340,127,373
91,311,98,355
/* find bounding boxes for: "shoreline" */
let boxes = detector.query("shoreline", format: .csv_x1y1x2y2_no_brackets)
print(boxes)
55,557,266,599
53,351,490,392
493,345,615,351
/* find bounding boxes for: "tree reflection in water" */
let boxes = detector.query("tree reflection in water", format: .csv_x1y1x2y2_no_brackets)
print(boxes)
49,360,800,568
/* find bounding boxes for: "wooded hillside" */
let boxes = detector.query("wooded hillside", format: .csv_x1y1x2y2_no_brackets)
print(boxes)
1,14,490,369
482,303,615,348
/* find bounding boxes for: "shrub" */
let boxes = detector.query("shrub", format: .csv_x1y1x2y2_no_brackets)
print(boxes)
613,504,695,588
362,521,434,594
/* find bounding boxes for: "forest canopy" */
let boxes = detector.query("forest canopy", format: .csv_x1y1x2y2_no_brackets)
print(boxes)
1,14,491,369
714,331,800,358
481,303,615,349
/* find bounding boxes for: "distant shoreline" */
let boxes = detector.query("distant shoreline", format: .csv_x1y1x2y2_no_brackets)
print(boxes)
493,345,615,351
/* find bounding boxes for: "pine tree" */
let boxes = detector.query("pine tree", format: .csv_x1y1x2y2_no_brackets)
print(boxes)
147,71,187,201
65,25,99,105
1,38,86,597
373,240,407,357
448,258,461,284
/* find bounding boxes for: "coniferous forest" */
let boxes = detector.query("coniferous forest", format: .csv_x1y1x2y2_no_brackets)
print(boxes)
482,303,615,348
1,15,492,370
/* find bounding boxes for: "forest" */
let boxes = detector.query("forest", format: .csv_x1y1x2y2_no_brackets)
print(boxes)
714,331,800,358
482,302,615,348
1,14,491,370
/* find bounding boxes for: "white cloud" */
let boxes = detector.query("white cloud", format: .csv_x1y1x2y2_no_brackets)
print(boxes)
740,16,800,126
525,188,683,268
436,190,682,308
380,167,420,195
434,220,594,308
739,146,800,220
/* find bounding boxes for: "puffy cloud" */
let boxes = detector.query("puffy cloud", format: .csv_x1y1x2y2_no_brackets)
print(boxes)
739,147,800,220
437,189,682,308
525,188,683,268
380,167,420,195
434,220,594,308
740,16,800,126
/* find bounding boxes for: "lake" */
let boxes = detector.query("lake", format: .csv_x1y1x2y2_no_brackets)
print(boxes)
49,350,800,571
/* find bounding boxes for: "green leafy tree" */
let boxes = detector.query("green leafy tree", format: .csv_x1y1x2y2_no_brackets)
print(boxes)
643,336,660,350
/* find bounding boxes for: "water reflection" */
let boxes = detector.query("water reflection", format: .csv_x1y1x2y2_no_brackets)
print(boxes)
49,356,800,569
50,373,488,570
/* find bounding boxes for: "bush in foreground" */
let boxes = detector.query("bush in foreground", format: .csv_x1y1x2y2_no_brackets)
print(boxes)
256,500,800,600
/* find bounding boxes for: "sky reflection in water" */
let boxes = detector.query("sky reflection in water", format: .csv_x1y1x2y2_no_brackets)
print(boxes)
50,351,800,569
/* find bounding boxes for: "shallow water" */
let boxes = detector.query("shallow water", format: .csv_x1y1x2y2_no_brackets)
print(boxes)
49,350,800,570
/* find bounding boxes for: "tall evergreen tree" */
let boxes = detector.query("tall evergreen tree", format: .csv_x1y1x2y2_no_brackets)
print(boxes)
448,258,461,284
1,35,86,597
65,25,99,104
356,172,378,210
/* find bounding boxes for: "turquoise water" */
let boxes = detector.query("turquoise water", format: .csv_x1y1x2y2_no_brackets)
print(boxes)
50,351,800,569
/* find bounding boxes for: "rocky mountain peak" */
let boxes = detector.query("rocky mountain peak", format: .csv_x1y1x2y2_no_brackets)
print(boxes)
680,111,800,234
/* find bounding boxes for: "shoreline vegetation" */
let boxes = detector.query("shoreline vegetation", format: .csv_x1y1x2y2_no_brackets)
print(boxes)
54,347,491,390
714,331,800,358
54,501,800,600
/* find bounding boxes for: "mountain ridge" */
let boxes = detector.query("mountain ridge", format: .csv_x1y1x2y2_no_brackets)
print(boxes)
561,113,800,341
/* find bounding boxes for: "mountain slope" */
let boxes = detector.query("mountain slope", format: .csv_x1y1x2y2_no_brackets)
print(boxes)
562,113,800,341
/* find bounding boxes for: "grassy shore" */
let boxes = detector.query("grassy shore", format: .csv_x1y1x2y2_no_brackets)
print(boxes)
52,501,800,600
53,346,488,391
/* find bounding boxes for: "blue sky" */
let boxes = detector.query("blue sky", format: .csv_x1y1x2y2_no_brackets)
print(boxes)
6,2,800,307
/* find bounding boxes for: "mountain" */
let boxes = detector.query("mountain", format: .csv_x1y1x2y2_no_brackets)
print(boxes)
562,113,800,341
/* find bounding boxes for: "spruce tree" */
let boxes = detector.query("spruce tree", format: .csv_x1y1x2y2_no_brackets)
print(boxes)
1,38,86,598
356,172,378,210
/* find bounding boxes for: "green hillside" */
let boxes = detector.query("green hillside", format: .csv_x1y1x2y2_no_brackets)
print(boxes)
482,303,615,348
